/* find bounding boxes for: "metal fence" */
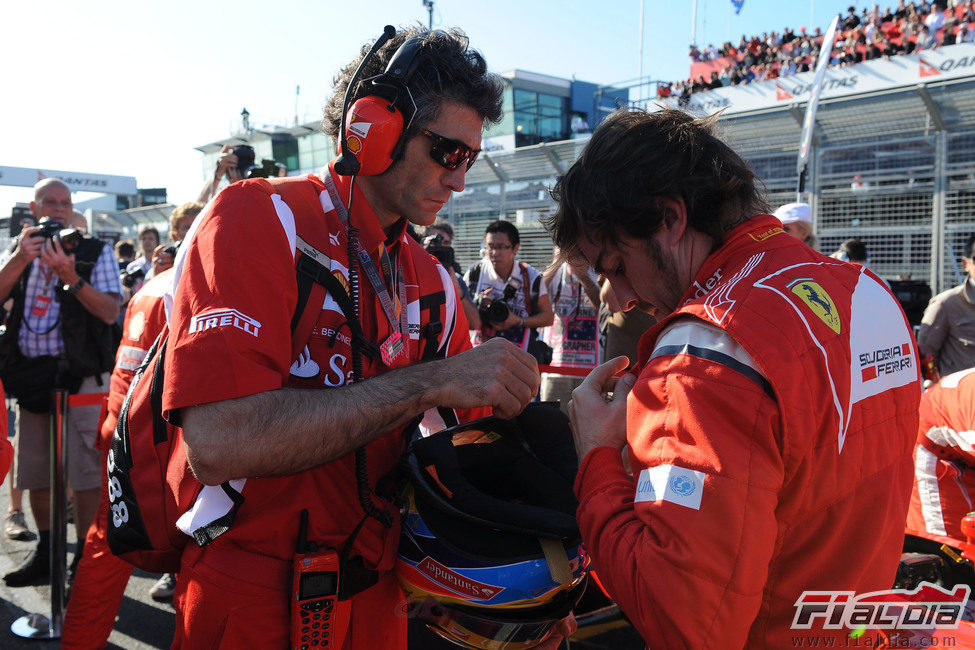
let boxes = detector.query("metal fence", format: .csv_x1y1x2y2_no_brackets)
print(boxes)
442,78,975,297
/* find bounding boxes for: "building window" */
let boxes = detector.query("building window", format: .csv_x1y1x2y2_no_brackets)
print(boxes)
513,89,568,148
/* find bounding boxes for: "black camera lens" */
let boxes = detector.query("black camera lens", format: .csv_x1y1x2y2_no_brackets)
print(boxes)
234,145,257,178
32,218,81,254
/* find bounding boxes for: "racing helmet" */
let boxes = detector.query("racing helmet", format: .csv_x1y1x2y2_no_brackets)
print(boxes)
397,403,590,649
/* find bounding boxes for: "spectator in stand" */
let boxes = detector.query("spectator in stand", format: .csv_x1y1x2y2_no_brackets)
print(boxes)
917,234,975,378
844,5,863,29
688,44,701,62
942,18,958,45
919,25,939,48
797,35,814,57
865,19,878,45
925,2,947,30
963,21,975,42
895,0,909,20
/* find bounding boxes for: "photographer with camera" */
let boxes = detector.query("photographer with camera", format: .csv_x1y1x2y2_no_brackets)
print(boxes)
197,144,287,204
120,224,160,297
423,218,481,329
464,220,554,363
0,178,122,587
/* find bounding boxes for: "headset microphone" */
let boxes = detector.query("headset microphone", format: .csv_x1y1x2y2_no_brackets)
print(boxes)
334,24,397,177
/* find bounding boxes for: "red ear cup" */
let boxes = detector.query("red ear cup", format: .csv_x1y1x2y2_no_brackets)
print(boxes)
344,96,405,176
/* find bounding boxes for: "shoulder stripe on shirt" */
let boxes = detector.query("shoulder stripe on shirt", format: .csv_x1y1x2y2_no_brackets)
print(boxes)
650,319,776,402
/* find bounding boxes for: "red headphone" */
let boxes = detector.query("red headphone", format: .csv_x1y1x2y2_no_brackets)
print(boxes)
334,27,439,177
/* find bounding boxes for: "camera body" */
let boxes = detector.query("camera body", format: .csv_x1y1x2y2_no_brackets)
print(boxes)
120,266,144,290
475,277,521,325
32,217,82,254
233,145,282,179
422,232,457,272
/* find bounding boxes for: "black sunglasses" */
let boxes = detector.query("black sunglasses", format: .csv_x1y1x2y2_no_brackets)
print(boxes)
420,129,481,171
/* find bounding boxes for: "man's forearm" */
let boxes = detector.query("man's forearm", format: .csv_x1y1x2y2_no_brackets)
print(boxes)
181,337,539,485
72,283,120,324
182,360,441,485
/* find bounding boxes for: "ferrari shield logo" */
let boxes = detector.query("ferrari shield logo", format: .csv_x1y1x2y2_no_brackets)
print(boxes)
790,279,841,334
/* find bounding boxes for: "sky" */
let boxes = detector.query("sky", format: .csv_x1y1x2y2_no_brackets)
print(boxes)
0,0,864,220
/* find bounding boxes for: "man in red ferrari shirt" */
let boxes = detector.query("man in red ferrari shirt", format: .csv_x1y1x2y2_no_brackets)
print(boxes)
907,367,975,544
163,27,540,649
545,108,921,648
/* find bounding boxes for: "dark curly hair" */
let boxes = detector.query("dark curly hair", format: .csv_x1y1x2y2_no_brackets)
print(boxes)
322,25,504,153
546,108,769,263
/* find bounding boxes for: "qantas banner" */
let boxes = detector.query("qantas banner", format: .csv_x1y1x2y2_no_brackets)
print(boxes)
0,165,137,195
657,43,975,116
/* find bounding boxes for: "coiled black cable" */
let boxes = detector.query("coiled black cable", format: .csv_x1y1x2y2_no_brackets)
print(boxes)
346,180,393,530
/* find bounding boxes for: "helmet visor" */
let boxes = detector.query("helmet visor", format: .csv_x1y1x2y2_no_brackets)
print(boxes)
413,597,561,649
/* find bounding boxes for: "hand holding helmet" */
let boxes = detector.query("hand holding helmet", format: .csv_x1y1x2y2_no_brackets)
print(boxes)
397,404,590,649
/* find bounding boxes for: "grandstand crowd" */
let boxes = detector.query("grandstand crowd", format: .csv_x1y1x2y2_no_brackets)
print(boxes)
660,0,975,102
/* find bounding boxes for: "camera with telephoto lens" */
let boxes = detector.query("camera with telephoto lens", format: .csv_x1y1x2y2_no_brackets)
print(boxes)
233,145,282,179
475,278,520,325
422,233,457,272
32,217,83,254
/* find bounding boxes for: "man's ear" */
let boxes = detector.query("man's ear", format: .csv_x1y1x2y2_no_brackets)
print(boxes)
657,196,689,245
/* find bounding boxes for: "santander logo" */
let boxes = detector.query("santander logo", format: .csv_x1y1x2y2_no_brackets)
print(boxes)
417,557,504,600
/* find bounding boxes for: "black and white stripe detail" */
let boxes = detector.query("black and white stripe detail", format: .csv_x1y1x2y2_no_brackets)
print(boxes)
650,319,775,402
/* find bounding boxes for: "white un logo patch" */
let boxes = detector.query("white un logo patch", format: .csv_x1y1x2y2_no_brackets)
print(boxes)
635,464,707,510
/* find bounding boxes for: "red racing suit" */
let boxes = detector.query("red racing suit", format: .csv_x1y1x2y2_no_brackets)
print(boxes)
906,368,975,544
575,215,921,648
162,167,477,649
0,380,10,483
62,269,172,649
